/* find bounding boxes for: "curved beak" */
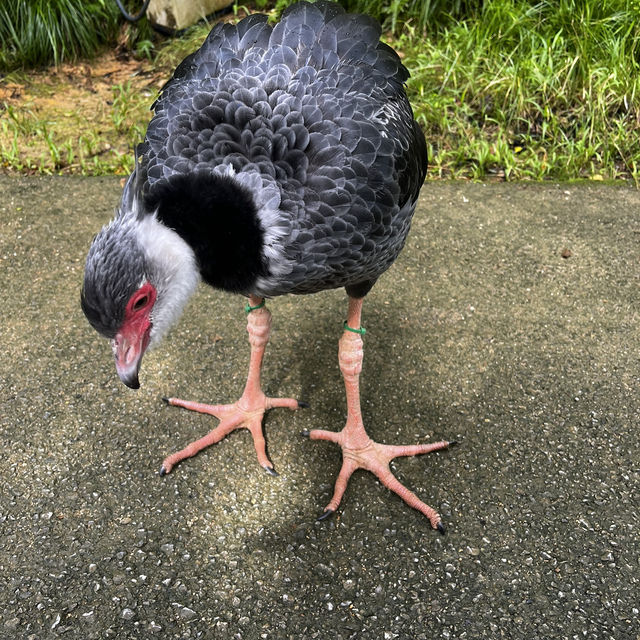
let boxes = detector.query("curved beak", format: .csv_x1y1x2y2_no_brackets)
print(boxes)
112,322,151,390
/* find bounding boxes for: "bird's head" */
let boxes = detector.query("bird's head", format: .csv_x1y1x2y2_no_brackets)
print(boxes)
81,210,199,390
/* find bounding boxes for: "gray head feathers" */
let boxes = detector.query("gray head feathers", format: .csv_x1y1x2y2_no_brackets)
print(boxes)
82,207,200,345
81,217,147,338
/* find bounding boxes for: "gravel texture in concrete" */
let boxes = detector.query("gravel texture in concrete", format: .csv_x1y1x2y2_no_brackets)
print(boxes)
1,176,639,639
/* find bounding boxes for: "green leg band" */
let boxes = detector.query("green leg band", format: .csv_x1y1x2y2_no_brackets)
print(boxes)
343,321,366,335
245,299,266,314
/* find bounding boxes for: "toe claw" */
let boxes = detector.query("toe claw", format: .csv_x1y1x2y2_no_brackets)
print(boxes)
437,521,446,535
263,465,279,477
161,397,171,405
297,400,310,409
447,440,459,447
159,466,167,477
316,508,335,522
300,429,310,438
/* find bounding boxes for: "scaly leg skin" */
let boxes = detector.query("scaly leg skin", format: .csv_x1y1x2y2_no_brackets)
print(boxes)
307,297,455,533
160,296,303,476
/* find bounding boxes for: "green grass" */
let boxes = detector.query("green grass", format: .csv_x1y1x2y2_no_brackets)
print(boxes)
0,81,149,175
402,0,640,182
0,0,121,70
1,0,638,182
110,81,148,139
0,103,62,172
336,0,480,34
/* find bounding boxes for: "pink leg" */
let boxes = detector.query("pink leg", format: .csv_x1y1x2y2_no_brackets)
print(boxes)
160,296,303,476
308,297,455,532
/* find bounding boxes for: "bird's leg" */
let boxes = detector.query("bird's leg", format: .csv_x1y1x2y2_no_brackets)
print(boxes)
160,296,302,476
307,297,454,532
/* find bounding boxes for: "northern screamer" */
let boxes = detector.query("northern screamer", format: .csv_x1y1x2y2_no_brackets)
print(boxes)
81,0,455,531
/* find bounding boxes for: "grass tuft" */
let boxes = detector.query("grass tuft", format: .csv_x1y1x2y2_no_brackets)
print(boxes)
332,0,481,34
403,0,640,182
0,0,122,70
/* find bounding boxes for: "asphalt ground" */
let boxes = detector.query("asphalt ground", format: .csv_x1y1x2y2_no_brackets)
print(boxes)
1,176,638,639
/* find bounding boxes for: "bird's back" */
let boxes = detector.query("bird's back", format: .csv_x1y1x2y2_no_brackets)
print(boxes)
137,0,427,297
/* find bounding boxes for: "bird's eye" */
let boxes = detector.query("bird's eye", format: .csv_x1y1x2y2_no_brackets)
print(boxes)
133,295,148,310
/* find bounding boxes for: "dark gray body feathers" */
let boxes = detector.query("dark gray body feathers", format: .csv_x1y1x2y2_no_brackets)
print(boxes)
137,0,427,297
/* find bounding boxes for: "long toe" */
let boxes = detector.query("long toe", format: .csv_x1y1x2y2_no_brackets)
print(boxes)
321,458,357,514
160,392,300,474
310,431,451,530
374,464,443,531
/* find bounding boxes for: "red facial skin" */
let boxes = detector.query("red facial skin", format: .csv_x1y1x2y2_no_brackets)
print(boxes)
112,282,157,389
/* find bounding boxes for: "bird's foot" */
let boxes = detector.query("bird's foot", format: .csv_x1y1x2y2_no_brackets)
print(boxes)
306,428,455,531
160,393,304,475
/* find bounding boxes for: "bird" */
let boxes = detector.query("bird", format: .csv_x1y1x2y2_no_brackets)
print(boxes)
81,0,455,531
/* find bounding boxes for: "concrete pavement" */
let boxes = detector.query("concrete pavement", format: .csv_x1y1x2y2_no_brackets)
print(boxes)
0,176,638,639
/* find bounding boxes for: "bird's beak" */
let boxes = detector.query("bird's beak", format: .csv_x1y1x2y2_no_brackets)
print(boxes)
112,319,152,390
